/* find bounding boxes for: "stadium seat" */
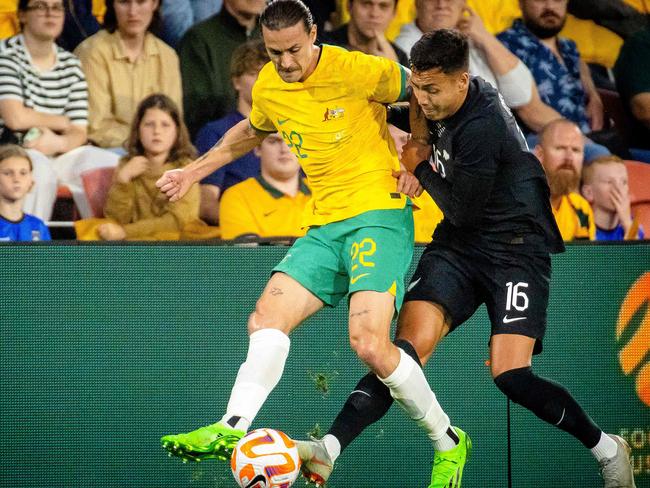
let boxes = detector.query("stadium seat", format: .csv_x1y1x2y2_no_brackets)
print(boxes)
80,167,115,218
598,88,637,145
624,160,650,237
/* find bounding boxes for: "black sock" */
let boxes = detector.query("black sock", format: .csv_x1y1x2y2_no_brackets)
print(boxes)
327,339,422,452
494,366,602,448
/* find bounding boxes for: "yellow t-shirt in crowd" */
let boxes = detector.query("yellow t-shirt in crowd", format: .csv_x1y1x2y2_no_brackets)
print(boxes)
552,192,596,241
250,44,409,228
219,176,311,240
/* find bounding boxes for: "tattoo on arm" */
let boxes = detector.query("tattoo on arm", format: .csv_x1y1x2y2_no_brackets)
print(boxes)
196,136,225,163
269,287,283,296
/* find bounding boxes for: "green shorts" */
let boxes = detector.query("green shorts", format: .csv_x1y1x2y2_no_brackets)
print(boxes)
273,205,414,310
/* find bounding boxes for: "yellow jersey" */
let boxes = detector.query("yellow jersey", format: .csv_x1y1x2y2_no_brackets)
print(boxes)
219,176,311,240
250,44,409,227
411,191,443,244
552,192,596,241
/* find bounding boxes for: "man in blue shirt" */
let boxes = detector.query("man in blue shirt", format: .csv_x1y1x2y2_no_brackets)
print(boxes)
194,39,268,225
497,0,610,162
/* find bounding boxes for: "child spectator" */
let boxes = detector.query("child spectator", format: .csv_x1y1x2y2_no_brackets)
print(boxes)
195,39,268,225
581,155,645,241
75,0,181,151
98,94,199,240
0,0,119,220
219,132,310,240
0,144,50,241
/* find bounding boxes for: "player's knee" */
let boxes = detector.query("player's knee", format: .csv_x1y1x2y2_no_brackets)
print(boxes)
349,335,386,369
493,366,533,404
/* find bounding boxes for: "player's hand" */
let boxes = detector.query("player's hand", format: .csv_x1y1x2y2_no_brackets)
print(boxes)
117,155,149,184
610,183,633,233
156,168,192,202
23,127,63,156
400,138,431,173
393,169,423,197
98,222,126,240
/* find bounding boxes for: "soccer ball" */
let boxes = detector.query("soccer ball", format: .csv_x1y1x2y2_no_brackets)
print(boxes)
231,428,302,488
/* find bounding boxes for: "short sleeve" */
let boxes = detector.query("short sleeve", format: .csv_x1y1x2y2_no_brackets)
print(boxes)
353,51,409,104
0,55,24,102
249,69,277,133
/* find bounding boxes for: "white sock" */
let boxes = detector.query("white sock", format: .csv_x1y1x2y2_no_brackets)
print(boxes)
379,349,452,447
221,328,290,431
322,434,341,463
591,432,618,461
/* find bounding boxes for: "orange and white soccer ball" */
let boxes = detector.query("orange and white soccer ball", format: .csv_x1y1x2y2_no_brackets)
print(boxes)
231,428,302,488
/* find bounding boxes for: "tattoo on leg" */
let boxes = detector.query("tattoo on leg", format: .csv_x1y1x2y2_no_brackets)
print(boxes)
269,287,283,296
350,309,370,318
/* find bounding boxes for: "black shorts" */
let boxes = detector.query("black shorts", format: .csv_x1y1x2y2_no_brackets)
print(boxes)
405,239,551,354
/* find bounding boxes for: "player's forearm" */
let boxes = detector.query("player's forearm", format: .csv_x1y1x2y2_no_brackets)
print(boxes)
184,118,264,183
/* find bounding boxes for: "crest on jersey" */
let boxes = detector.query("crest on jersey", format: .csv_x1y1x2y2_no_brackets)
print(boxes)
323,107,345,122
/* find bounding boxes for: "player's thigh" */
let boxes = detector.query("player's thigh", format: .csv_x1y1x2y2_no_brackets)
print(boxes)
272,228,349,308
404,241,481,340
251,272,324,335
396,300,451,365
343,206,414,312
481,252,551,358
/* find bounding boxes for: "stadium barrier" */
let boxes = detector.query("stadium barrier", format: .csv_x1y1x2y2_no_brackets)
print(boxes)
1,243,649,487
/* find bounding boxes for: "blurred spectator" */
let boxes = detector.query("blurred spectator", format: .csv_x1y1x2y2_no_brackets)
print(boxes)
58,0,100,51
0,144,50,240
195,39,267,225
534,119,595,241
99,94,199,240
178,0,264,137
303,0,336,33
323,0,408,65
581,155,644,240
160,0,221,48
568,0,647,40
0,0,119,220
219,132,310,240
394,0,560,133
75,0,181,151
497,0,616,162
614,23,650,151
497,0,602,133
334,0,416,40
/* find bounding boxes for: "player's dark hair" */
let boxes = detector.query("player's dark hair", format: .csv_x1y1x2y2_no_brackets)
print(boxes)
260,0,314,33
410,29,469,74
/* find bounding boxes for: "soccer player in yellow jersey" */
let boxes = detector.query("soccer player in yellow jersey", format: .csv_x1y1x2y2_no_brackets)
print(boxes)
157,1,467,487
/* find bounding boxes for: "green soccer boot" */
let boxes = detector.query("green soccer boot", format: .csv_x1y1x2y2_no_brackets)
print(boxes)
161,422,245,462
429,427,472,488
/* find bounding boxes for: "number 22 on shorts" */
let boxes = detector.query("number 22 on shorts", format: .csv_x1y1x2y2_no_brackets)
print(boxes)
350,238,376,284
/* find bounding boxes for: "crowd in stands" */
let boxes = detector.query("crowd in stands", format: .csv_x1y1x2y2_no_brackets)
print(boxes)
0,0,648,243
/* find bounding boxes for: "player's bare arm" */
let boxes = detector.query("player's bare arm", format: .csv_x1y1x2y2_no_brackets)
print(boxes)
156,118,268,201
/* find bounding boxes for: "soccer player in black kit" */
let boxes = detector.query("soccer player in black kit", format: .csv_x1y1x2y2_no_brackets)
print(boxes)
297,30,636,488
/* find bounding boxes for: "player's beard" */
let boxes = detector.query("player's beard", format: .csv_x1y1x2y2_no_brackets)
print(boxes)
524,12,566,39
547,167,580,198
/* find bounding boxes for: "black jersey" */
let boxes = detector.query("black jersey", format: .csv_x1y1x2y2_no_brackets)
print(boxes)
413,77,564,254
